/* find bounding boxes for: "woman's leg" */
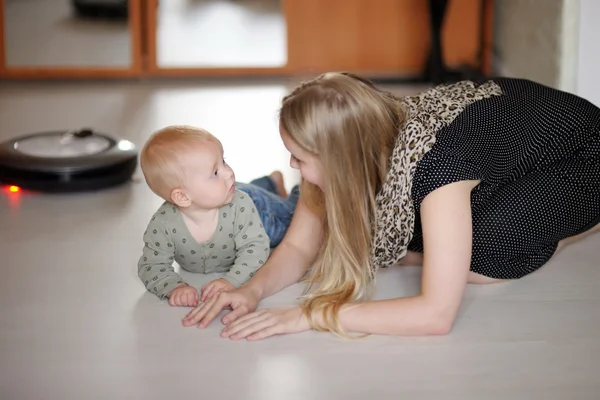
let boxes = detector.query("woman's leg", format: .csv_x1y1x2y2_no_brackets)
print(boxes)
467,156,600,284
555,222,600,253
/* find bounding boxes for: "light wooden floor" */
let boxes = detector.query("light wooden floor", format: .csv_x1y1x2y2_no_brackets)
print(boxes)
0,79,599,400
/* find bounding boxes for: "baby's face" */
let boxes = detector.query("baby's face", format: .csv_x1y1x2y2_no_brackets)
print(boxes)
179,140,236,210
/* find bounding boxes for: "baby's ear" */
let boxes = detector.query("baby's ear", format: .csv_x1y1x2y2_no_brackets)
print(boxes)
171,188,191,208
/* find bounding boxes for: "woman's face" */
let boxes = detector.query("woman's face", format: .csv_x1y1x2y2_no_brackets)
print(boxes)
279,126,325,189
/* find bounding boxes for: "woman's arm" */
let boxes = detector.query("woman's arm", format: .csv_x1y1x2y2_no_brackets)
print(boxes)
218,180,480,340
245,199,324,300
331,180,478,336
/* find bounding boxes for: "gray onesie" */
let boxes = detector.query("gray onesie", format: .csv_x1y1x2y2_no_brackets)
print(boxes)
138,190,270,300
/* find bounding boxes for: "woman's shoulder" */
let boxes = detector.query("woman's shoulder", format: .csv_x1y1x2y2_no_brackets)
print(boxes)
405,79,503,115
406,76,560,117
399,79,504,153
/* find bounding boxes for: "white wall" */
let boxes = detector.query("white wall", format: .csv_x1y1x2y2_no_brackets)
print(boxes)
557,0,580,93
492,0,565,88
576,0,600,106
492,0,599,105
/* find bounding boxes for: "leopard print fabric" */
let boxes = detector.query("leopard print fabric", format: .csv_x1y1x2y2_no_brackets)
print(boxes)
370,80,503,271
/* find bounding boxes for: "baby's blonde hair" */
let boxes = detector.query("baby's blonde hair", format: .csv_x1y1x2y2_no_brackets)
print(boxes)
140,125,220,201
279,72,407,338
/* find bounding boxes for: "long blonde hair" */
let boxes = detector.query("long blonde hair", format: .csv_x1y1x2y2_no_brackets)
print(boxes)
279,72,407,337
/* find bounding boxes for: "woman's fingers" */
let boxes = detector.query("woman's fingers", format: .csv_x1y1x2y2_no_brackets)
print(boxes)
227,316,277,340
182,301,210,326
204,286,220,302
225,309,267,328
200,284,214,302
222,311,270,338
221,306,249,325
196,294,231,329
247,326,280,341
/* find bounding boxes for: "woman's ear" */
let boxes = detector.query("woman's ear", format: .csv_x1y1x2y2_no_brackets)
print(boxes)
170,188,192,208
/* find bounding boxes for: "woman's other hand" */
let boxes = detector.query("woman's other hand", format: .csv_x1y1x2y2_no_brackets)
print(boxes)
181,285,261,329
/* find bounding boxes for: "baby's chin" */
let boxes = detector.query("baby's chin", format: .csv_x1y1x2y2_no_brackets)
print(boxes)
224,188,236,204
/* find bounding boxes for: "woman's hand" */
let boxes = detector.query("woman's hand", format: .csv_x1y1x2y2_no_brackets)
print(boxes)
182,285,261,329
221,306,310,341
200,278,235,302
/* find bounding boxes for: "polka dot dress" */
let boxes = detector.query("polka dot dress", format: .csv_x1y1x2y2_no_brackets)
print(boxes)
407,78,600,279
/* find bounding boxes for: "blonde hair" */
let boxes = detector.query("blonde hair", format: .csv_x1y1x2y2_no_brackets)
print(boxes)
279,72,407,337
140,125,220,201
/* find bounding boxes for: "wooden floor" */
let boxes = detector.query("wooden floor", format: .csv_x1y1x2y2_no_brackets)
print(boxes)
0,79,599,400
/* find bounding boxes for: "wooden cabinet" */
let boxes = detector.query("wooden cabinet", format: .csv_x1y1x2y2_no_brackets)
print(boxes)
0,0,492,79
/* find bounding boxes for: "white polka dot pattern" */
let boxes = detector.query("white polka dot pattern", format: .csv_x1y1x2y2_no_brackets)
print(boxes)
407,78,600,279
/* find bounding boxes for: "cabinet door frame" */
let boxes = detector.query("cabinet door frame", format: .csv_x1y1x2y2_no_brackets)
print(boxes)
0,0,144,79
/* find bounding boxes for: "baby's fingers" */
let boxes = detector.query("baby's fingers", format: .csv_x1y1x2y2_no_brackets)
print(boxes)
174,291,184,306
185,291,196,307
169,290,180,306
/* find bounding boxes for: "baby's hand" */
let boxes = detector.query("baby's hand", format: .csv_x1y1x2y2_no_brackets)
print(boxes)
168,283,199,307
201,279,235,302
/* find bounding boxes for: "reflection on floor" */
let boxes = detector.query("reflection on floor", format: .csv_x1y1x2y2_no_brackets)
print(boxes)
3,0,286,69
0,79,599,399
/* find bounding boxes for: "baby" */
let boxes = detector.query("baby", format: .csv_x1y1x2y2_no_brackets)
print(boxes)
138,125,298,307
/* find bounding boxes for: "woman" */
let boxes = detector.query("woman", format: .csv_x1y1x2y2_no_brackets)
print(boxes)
182,73,600,339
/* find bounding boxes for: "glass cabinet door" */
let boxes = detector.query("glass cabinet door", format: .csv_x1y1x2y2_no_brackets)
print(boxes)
0,0,143,78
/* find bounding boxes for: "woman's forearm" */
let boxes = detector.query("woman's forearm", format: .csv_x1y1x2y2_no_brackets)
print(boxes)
331,296,453,336
245,241,312,300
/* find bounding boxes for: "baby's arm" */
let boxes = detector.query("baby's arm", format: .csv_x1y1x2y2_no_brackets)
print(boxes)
222,194,270,288
138,216,185,300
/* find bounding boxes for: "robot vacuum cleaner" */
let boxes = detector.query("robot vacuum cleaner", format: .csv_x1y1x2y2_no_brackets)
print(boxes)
0,128,138,193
